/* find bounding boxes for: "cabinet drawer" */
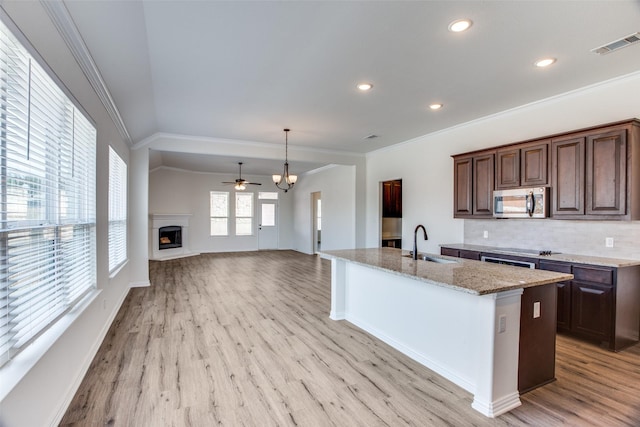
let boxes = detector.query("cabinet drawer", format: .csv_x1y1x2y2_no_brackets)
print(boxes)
573,266,613,285
459,249,481,260
440,247,459,257
539,260,572,274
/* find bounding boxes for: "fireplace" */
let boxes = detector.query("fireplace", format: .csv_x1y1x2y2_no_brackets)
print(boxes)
150,214,198,261
159,226,182,250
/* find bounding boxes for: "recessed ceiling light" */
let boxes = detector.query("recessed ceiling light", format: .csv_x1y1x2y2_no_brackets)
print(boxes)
357,83,373,91
448,19,472,33
534,57,556,68
429,103,443,110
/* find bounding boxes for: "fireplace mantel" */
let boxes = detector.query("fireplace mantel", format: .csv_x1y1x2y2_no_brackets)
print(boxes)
149,213,199,261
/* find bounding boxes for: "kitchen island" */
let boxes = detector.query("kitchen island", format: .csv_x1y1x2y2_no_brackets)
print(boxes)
319,247,572,418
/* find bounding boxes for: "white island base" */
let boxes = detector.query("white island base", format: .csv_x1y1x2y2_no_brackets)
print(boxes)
329,258,523,418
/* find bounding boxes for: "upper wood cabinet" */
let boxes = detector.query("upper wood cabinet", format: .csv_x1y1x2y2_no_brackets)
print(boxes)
496,141,549,189
552,136,585,216
382,179,402,218
586,129,626,216
453,157,473,217
473,153,494,216
551,121,638,219
495,148,520,189
454,119,640,220
453,152,494,218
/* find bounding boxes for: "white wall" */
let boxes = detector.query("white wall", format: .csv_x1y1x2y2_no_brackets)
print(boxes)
149,167,294,252
0,3,133,427
366,71,640,257
293,165,358,254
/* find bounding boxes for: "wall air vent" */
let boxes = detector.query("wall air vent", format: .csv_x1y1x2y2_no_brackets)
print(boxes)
591,32,640,55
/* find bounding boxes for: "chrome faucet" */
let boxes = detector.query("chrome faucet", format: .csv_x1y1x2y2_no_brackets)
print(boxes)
413,224,428,260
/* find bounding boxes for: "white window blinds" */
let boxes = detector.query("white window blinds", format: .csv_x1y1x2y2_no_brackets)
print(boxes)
210,191,229,236
0,19,97,366
235,193,253,236
108,147,127,272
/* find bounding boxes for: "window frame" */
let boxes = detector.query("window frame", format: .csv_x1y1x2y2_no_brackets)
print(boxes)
108,146,127,273
0,17,97,367
235,192,254,236
209,191,229,236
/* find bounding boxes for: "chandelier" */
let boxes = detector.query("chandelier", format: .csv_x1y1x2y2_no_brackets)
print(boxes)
272,128,297,192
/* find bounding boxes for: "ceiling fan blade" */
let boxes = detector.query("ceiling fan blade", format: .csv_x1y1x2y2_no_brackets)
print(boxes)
247,182,262,185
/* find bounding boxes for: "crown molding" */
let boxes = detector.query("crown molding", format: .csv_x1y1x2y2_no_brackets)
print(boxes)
41,0,131,145
134,132,365,158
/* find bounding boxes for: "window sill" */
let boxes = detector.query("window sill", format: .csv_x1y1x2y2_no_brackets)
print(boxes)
0,289,101,402
108,259,128,279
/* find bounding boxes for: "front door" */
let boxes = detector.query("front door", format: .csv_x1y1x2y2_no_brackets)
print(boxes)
258,197,278,250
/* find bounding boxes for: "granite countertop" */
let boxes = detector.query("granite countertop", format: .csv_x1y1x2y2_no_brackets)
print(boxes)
440,243,640,268
319,247,572,296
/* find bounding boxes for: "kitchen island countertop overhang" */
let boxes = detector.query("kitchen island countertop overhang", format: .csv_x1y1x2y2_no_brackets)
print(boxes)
319,247,573,418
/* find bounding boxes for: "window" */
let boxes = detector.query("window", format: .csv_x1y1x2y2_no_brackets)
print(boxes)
235,193,253,235
108,147,127,272
258,191,279,200
210,191,229,236
0,20,97,366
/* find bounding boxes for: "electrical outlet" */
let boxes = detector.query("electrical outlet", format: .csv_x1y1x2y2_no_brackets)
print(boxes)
483,230,489,239
606,237,614,248
498,315,507,333
533,301,541,319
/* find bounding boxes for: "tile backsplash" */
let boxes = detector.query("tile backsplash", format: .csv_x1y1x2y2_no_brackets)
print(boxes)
464,219,640,260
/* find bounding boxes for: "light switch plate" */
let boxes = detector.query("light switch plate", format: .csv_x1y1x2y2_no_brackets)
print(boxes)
533,301,541,318
606,237,614,248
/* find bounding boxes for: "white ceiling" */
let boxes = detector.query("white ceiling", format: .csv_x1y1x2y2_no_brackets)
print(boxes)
61,0,640,175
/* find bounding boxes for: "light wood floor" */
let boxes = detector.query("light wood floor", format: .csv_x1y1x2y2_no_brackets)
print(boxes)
61,251,640,426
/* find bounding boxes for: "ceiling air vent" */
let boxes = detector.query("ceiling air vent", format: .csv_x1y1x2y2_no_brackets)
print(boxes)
591,32,640,55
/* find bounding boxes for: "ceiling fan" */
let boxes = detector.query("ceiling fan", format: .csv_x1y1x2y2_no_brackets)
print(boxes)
222,162,262,190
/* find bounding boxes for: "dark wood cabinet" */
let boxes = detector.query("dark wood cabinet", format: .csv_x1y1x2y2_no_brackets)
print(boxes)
538,261,640,351
453,152,494,218
441,247,640,352
586,129,626,216
453,157,473,217
496,141,549,189
381,238,402,248
571,281,612,342
440,247,459,257
459,249,481,260
552,136,585,216
382,180,402,218
521,142,549,187
496,148,520,189
473,154,494,216
454,119,640,221
539,260,572,333
518,283,557,393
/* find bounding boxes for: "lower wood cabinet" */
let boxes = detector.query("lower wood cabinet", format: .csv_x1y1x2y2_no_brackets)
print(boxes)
441,248,640,352
571,281,612,342
539,261,640,352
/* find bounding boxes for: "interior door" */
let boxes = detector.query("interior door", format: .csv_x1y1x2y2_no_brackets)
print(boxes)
258,198,278,250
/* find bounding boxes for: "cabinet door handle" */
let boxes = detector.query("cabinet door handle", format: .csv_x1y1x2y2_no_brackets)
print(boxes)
580,287,605,295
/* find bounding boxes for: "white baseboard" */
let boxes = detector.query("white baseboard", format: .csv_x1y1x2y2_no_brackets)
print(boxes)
345,312,475,394
50,286,130,426
130,280,151,288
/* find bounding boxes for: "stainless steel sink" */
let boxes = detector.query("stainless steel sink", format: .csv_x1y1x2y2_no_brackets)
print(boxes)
403,254,458,264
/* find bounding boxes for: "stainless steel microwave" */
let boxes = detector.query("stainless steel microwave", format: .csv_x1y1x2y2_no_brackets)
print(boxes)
493,187,549,218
